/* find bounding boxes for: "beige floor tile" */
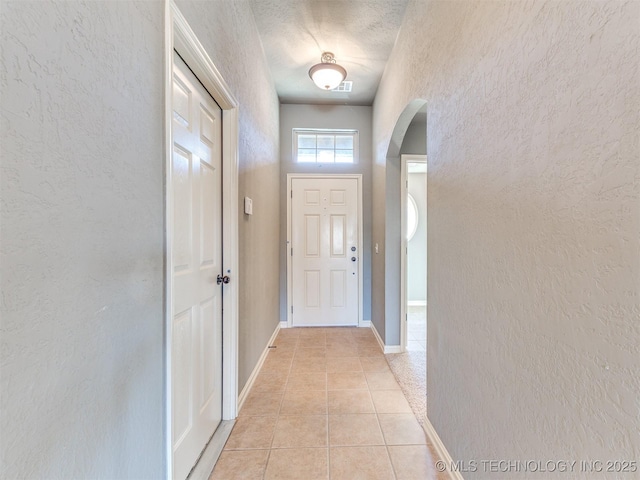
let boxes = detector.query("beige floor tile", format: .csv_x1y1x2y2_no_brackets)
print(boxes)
326,343,359,357
326,356,362,373
298,338,326,348
328,390,375,414
271,415,328,448
351,329,374,338
210,449,269,479
327,371,368,390
354,336,380,345
273,330,298,339
271,337,299,348
280,389,327,415
364,371,401,390
224,416,277,450
298,330,326,340
360,356,391,372
329,446,395,480
264,448,328,480
370,390,413,414
323,327,354,335
325,334,355,344
252,372,288,393
261,355,293,374
291,357,327,373
274,330,299,340
378,414,427,445
328,414,384,446
286,372,327,390
388,445,436,480
357,345,384,357
295,347,326,359
240,392,282,416
267,343,296,355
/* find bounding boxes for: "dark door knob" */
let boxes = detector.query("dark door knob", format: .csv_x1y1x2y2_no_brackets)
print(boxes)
217,274,230,285
351,257,357,262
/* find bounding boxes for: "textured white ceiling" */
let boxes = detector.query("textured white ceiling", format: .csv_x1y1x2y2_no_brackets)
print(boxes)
249,0,410,105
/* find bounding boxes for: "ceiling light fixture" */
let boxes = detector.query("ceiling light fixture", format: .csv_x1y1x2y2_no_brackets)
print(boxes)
309,52,347,91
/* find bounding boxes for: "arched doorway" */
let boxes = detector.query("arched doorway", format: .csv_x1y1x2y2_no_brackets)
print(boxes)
383,99,427,421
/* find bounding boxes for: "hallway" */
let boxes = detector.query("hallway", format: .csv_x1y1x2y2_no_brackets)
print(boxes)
211,327,436,479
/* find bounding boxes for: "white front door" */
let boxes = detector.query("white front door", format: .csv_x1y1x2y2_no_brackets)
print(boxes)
291,177,360,326
171,52,223,480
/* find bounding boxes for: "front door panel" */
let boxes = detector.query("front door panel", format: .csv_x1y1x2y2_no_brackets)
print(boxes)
291,178,359,326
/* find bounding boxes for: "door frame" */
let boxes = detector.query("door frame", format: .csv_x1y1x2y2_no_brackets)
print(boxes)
164,1,239,477
400,155,427,351
286,174,364,328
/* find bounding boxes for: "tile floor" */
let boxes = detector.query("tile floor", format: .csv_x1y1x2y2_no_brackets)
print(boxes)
406,306,426,352
210,327,437,479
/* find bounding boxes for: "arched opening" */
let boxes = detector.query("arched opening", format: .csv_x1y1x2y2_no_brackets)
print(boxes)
383,99,427,421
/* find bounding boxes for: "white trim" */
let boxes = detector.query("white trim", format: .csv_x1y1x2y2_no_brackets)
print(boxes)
408,300,427,306
237,323,281,412
371,323,403,354
370,322,385,352
384,345,403,354
359,320,371,328
165,2,240,477
422,417,465,480
286,174,364,329
279,321,289,329
400,154,427,353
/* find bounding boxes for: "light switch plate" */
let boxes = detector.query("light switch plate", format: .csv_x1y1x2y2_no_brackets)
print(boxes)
244,197,253,215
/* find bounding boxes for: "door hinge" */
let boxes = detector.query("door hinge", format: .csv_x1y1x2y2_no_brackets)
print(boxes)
291,306,293,314
291,248,293,256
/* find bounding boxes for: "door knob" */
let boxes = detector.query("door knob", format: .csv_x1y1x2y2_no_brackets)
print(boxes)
217,274,230,285
351,257,357,262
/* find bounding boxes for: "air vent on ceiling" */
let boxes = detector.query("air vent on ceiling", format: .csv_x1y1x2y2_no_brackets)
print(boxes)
332,81,353,92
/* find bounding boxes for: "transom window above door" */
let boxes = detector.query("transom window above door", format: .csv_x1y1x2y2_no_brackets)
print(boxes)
293,129,359,164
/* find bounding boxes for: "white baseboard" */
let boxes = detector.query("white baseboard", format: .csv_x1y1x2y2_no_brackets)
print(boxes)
237,322,281,412
422,416,464,480
384,345,403,354
359,319,371,328
408,300,427,306
370,322,384,351
279,320,289,329
370,322,403,354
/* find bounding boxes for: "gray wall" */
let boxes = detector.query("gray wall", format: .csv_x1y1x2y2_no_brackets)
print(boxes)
373,0,640,475
401,120,427,155
1,1,279,478
407,172,427,302
175,0,281,402
279,104,372,323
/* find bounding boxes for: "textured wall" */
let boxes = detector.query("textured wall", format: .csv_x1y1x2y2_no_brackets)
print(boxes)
1,1,165,478
1,0,280,478
279,104,372,323
175,0,281,391
373,0,640,475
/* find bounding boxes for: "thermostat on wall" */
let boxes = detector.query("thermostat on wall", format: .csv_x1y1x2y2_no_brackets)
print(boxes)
244,197,253,215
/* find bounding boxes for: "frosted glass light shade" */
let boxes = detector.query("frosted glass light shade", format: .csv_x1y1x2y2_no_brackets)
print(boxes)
309,63,347,90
